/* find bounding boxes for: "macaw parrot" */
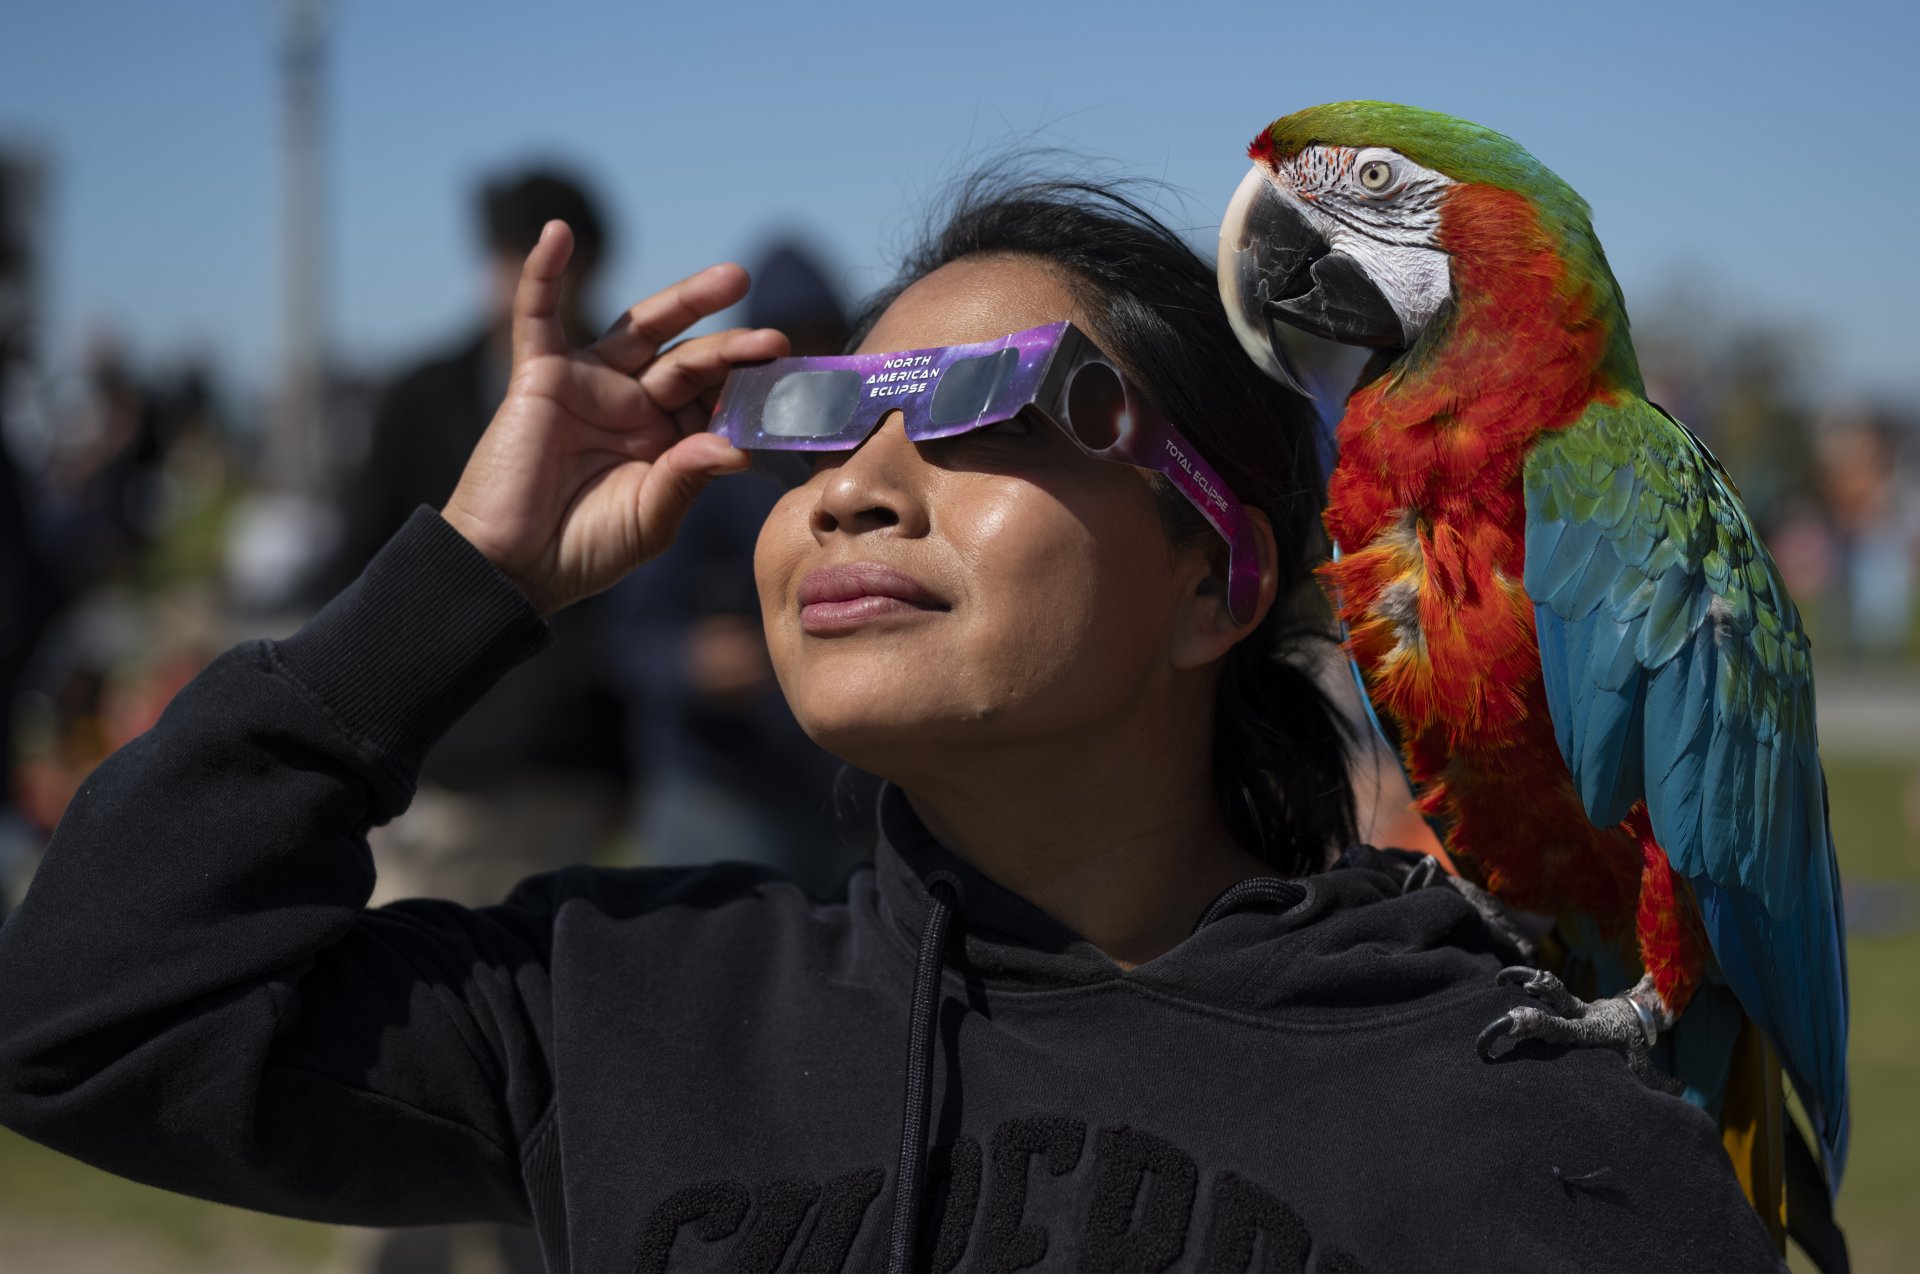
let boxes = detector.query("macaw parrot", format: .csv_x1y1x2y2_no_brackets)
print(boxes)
1216,103,1849,1210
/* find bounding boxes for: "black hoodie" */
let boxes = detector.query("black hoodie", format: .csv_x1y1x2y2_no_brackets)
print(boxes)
0,510,1781,1273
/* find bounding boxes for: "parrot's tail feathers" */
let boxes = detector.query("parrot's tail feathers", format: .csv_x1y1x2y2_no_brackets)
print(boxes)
1785,1113,1851,1274
1696,867,1850,1190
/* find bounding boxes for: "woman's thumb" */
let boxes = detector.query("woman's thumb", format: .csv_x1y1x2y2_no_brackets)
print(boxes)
636,432,752,551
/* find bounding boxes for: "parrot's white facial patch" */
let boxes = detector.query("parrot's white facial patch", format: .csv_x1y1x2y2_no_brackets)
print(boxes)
1271,145,1456,343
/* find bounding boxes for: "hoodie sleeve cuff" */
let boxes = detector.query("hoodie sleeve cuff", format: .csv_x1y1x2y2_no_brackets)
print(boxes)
271,506,553,780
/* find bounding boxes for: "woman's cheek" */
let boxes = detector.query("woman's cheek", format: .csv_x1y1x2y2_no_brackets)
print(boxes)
946,488,1122,711
752,490,811,685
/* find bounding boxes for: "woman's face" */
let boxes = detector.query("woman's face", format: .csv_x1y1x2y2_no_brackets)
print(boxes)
754,255,1218,776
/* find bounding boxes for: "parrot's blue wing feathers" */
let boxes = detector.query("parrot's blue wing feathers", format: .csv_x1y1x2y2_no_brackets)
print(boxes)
1534,606,1645,827
1523,397,1849,1187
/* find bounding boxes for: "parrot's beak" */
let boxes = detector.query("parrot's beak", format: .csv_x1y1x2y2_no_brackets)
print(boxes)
1219,166,1406,402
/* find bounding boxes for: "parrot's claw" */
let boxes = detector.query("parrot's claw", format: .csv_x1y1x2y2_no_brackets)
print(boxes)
1475,968,1683,1095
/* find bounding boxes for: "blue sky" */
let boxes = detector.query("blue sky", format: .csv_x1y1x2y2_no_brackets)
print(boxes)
3,0,1916,404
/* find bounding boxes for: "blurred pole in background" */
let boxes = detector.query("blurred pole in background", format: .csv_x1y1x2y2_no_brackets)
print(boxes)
225,0,337,613
276,0,328,491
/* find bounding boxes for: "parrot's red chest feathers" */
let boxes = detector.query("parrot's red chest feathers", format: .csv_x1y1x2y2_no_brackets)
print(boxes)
1321,184,1673,955
1323,184,1607,750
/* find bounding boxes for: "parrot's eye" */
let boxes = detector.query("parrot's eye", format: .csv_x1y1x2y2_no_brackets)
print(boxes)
1358,160,1394,193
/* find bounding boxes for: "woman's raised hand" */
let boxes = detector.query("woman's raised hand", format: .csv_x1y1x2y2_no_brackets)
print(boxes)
442,220,788,615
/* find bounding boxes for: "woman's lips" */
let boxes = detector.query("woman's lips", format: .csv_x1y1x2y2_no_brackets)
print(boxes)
797,564,947,635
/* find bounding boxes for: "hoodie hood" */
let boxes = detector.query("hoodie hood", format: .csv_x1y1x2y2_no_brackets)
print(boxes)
871,783,1528,1018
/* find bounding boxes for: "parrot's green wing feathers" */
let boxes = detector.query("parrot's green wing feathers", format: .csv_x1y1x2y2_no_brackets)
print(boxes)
1525,398,1812,901
1523,395,1849,1181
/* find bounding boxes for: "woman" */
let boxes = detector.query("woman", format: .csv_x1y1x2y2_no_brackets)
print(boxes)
0,177,1778,1272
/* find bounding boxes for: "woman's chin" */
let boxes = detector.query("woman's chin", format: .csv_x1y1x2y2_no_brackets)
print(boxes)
789,685,1008,783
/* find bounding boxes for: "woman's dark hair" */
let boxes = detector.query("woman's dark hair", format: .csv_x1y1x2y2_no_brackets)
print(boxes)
851,167,1359,873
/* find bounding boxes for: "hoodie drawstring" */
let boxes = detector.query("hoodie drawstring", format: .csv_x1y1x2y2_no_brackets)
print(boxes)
1191,877,1306,933
885,870,963,1274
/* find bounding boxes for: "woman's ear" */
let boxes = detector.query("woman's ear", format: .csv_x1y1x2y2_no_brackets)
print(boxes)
1170,507,1281,671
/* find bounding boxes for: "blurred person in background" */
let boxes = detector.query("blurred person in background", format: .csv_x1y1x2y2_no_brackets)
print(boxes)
0,367,58,922
327,170,610,579
608,239,863,894
1816,407,1920,661
321,166,629,912
5,352,235,873
0,155,58,919
321,167,625,1274
1,151,242,919
33,334,171,591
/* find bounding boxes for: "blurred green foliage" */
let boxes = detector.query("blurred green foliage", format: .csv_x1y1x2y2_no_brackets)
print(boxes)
0,1123,335,1270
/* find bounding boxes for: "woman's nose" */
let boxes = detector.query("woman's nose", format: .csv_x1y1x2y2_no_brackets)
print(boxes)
810,412,931,542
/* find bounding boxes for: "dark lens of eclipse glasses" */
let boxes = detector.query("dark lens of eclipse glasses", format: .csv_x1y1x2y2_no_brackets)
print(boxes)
1064,361,1126,450
930,349,1020,426
761,370,862,438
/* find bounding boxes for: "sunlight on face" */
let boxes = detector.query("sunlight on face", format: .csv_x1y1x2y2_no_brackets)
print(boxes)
753,256,1201,780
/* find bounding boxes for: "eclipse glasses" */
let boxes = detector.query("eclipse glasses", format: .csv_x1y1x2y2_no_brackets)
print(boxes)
708,321,1259,623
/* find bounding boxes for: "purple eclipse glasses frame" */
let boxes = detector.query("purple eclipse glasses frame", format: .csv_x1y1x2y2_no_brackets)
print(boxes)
709,320,1260,623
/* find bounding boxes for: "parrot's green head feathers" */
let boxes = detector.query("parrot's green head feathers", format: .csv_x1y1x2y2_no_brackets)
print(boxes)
1221,100,1638,419
1252,101,1593,234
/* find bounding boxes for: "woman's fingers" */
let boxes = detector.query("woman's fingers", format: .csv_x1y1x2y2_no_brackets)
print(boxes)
640,326,789,416
566,327,785,446
592,264,754,375
511,221,575,365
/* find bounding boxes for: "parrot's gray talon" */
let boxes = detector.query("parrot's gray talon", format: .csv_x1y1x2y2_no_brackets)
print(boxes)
1493,965,1584,1015
1476,969,1684,1095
